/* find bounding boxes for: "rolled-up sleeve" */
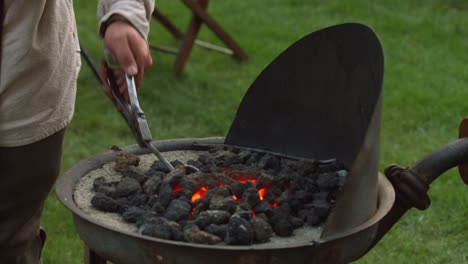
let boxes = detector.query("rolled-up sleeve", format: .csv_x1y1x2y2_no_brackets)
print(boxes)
97,0,155,39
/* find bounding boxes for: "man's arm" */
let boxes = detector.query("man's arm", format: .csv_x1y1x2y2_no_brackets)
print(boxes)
98,0,155,91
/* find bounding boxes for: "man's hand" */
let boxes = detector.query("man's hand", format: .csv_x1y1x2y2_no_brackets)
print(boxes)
100,20,152,101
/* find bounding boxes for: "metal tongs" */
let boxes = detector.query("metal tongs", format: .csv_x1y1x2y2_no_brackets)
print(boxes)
105,64,198,173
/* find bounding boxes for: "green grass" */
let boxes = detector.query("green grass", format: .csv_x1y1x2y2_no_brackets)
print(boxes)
43,0,467,263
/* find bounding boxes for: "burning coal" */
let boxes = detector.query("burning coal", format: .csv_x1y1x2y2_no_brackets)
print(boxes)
91,146,348,245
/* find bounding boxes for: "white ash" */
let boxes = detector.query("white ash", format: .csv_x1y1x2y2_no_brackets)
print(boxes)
73,150,323,246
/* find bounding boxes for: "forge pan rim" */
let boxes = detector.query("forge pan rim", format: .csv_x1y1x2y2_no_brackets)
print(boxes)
56,137,395,252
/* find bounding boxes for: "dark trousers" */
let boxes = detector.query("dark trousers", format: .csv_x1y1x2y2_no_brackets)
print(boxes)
0,129,66,264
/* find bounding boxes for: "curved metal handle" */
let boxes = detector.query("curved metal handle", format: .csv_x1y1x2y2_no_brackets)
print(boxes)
410,137,468,186
369,136,468,250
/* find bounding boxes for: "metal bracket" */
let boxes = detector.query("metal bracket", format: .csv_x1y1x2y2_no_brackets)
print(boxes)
384,165,431,210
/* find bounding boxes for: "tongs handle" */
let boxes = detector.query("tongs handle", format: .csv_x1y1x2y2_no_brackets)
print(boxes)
105,63,175,171
106,64,128,114
125,74,152,142
105,64,143,146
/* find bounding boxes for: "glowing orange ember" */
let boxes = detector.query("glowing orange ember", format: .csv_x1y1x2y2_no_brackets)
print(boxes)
258,187,266,201
188,176,278,209
251,209,256,218
173,183,183,193
237,178,257,184
191,187,207,203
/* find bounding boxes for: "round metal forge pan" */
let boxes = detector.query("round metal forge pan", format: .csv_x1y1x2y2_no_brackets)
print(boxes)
56,137,395,264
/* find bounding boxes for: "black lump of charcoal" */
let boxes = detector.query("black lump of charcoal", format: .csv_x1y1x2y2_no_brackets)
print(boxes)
138,217,172,240
122,206,145,223
207,145,223,154
250,217,273,243
312,192,329,202
93,176,107,191
273,218,294,237
293,190,313,204
199,165,212,173
209,195,237,214
293,159,319,175
317,161,345,173
158,182,175,208
237,150,251,163
242,187,261,208
316,172,340,192
289,175,306,191
147,160,171,174
151,202,166,216
233,210,253,221
194,210,231,228
91,193,122,213
224,215,254,245
230,182,247,198
187,159,203,169
168,221,185,241
253,201,273,217
299,200,332,226
272,168,292,186
143,172,164,195
136,210,158,227
94,185,116,197
204,224,228,239
192,199,209,216
289,216,304,228
300,210,321,226
164,166,186,186
336,170,348,188
223,153,243,167
197,154,215,166
114,177,141,198
164,199,191,222
257,154,281,171
180,179,200,193
121,169,149,185
176,189,193,201
147,195,159,208
277,191,292,206
184,224,222,244
205,186,230,200
256,172,275,188
245,152,261,166
128,193,148,207
271,203,291,221
194,172,219,189
307,200,332,220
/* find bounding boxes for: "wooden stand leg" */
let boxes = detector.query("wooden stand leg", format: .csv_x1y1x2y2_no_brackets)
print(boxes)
153,9,185,39
152,0,248,74
181,0,248,61
173,0,208,75
85,246,107,264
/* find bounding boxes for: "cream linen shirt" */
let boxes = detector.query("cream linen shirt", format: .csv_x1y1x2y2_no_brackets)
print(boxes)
0,0,154,147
